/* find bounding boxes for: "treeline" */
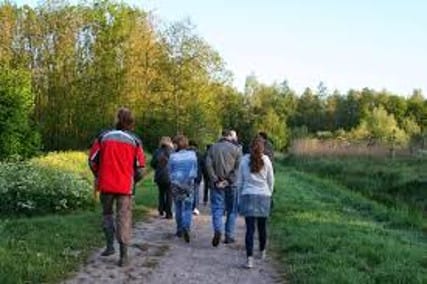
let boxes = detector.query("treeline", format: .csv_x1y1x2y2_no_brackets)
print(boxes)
0,1,426,158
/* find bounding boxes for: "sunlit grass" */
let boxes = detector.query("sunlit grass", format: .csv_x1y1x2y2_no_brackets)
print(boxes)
271,166,427,283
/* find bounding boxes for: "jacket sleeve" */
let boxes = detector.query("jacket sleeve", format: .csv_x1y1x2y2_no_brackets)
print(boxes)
265,156,274,194
228,146,242,184
88,138,101,177
150,149,158,169
236,158,244,195
205,147,218,184
134,144,146,183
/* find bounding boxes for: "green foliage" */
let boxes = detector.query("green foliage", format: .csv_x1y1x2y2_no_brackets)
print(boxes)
352,105,409,145
0,69,40,159
0,151,157,283
0,162,93,216
271,168,427,283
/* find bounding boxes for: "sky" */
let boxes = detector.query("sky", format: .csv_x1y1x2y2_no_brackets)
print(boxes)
11,0,427,95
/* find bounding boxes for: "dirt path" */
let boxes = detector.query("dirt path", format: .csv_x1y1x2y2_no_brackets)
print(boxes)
64,205,282,284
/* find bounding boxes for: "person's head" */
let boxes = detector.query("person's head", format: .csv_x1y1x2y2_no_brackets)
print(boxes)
173,134,189,151
115,107,135,131
250,137,265,173
221,129,233,141
258,131,268,141
159,136,172,148
230,130,238,142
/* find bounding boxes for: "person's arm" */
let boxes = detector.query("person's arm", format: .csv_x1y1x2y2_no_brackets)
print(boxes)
236,158,245,195
134,144,146,183
205,147,218,184
228,145,242,184
265,156,274,194
88,138,101,177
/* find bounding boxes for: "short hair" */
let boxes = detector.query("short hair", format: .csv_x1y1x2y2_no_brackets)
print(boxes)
222,129,232,137
258,131,268,140
173,135,189,150
115,107,135,130
159,136,172,148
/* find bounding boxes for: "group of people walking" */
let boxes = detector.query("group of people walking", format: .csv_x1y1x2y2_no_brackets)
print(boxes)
89,108,275,269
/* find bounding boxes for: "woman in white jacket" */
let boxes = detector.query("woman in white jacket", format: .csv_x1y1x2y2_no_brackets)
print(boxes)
237,137,274,269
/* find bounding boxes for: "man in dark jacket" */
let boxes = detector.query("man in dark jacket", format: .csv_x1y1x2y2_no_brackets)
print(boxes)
89,108,145,267
206,129,242,246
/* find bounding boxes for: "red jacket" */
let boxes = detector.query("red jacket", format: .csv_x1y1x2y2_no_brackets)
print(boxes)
89,129,145,195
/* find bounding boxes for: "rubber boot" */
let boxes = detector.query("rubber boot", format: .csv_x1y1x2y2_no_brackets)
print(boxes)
101,228,115,256
118,243,129,267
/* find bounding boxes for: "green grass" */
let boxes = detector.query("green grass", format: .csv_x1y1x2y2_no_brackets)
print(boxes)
0,151,157,284
287,156,427,217
271,165,427,283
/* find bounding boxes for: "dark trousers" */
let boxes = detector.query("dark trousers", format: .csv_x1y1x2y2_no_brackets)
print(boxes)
245,216,267,257
202,174,210,204
157,182,172,217
101,193,132,245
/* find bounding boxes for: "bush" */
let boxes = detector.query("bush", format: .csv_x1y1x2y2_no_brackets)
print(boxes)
0,162,93,216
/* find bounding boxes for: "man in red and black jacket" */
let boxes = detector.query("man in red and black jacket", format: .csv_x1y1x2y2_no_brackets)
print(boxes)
89,107,145,267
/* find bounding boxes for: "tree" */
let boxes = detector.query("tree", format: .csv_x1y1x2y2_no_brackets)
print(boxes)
0,69,40,159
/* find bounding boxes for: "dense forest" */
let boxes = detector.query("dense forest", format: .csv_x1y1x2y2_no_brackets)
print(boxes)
1,0,426,157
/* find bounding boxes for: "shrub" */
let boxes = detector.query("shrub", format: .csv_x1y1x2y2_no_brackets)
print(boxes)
0,162,93,216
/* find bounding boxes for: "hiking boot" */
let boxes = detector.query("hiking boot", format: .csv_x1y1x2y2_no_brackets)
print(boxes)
245,256,254,269
118,244,129,267
101,228,115,256
211,231,221,247
224,236,235,244
165,214,173,219
183,229,190,243
101,246,115,256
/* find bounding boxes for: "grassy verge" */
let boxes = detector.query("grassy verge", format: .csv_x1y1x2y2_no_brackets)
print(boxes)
271,166,427,283
0,151,157,284
287,156,427,218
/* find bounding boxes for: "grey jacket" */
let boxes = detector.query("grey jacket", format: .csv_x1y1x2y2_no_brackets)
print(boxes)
206,138,242,185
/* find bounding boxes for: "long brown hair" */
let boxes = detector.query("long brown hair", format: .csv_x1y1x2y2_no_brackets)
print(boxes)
250,137,265,173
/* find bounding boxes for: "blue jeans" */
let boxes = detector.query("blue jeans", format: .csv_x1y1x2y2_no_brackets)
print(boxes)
174,197,193,234
210,186,237,238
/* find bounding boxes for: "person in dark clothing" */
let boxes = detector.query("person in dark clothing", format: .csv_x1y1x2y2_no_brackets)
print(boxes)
188,140,203,215
150,136,174,219
202,144,212,205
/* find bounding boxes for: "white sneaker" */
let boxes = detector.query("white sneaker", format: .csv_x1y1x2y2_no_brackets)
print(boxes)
260,250,266,260
193,208,200,216
245,256,254,269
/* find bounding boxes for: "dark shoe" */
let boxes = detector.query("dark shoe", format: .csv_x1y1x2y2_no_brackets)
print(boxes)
176,231,183,238
183,230,190,243
101,228,115,256
224,236,235,244
212,231,221,247
101,247,115,256
118,244,129,267
165,214,173,219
